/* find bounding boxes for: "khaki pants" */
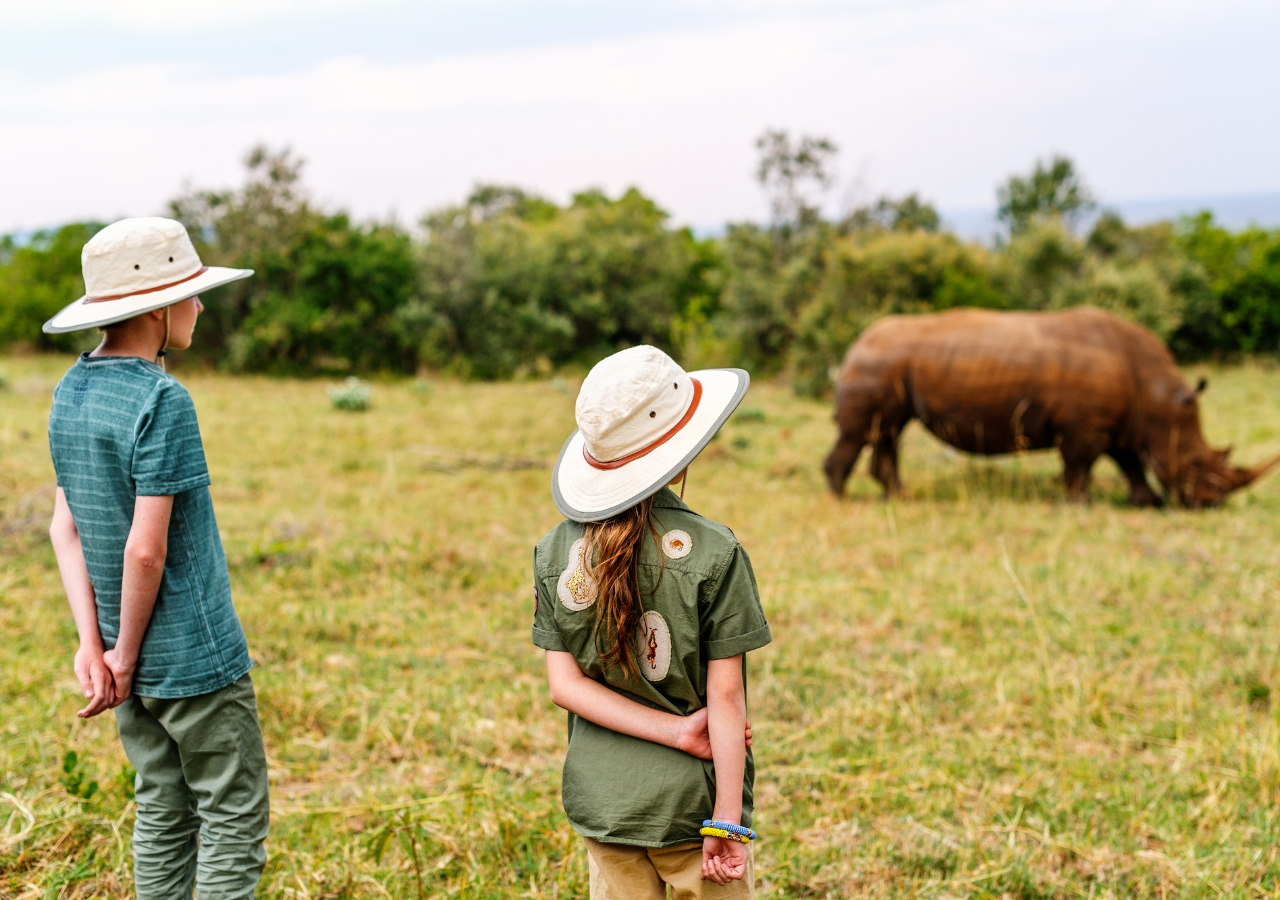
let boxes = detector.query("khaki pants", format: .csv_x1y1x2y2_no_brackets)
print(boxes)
585,837,754,900
114,672,270,900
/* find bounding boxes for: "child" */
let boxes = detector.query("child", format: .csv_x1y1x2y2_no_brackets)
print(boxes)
533,346,771,898
43,217,269,899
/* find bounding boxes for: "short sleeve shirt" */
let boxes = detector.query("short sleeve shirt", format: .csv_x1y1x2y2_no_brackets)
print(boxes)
532,488,772,848
48,354,251,699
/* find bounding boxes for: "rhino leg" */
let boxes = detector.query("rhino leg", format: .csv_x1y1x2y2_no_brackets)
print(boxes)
824,380,883,497
870,432,904,498
823,434,866,497
1058,432,1109,503
1107,448,1164,507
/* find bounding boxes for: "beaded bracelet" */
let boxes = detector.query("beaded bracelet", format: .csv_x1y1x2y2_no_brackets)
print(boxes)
700,819,757,843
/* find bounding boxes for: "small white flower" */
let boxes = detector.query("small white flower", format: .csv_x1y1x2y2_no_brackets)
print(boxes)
661,529,692,559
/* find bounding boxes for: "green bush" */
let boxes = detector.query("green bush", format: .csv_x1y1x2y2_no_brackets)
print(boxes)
1170,212,1280,357
714,223,831,376
414,185,722,378
0,223,103,351
791,230,998,396
171,148,420,374
219,213,418,374
992,215,1189,341
3,148,1276,387
327,376,372,411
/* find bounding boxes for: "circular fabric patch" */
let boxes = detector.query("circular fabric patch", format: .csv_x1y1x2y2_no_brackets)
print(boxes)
661,529,693,560
636,610,672,681
556,538,597,611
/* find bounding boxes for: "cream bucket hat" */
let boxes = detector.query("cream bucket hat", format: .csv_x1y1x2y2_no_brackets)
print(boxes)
552,345,749,522
42,217,253,334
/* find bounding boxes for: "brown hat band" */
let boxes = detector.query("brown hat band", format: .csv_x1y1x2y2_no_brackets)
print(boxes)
86,266,209,303
583,377,703,471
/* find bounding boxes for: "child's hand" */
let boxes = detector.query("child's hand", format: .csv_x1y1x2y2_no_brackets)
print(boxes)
73,645,116,718
676,709,753,759
102,649,136,705
701,835,749,884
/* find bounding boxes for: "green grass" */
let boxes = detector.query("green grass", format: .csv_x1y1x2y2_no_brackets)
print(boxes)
3,354,1280,898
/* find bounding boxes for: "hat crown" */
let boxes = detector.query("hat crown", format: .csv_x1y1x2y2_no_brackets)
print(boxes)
82,217,204,301
575,346,695,463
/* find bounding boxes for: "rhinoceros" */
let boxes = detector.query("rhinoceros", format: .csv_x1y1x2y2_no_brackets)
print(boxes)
822,307,1279,507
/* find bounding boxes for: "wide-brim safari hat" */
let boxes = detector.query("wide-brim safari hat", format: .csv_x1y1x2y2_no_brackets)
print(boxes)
43,217,252,334
553,345,749,522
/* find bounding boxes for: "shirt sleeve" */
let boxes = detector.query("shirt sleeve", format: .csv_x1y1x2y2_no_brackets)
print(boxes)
531,547,567,651
701,543,772,659
131,380,212,496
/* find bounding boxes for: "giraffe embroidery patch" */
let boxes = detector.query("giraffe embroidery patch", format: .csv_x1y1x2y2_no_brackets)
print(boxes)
636,610,672,681
556,538,597,611
661,529,692,560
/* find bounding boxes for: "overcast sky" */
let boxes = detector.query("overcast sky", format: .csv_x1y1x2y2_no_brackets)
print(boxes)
2,0,1277,232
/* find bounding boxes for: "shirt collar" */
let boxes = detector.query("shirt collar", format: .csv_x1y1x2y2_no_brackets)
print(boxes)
651,486,692,513
78,351,162,371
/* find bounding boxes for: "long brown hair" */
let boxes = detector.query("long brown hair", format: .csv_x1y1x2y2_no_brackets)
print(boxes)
585,495,661,678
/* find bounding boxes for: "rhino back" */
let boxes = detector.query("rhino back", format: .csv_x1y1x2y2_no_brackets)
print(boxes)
839,308,1163,454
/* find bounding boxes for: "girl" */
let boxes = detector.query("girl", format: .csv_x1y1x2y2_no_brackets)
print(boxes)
532,346,772,898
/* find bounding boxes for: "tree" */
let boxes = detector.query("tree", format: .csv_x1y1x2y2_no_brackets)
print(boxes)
755,129,839,228
842,193,940,234
414,185,721,378
1171,212,1280,357
996,155,1095,234
791,230,1000,396
0,223,104,352
169,145,420,373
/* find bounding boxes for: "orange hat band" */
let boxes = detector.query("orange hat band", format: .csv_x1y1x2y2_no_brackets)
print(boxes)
583,378,703,471
86,266,209,303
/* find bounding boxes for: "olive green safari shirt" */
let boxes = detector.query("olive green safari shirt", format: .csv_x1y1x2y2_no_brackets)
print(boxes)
532,488,772,848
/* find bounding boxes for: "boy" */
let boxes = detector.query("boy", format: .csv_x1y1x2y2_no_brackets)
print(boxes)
44,217,269,899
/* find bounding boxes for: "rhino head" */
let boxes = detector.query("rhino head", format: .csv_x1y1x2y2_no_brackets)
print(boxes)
1148,378,1280,508
1165,444,1280,508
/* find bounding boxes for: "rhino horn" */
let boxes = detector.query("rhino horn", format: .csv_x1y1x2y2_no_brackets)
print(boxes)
1229,452,1280,491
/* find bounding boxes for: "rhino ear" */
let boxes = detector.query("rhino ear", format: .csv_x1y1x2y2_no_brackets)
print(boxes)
1195,377,1208,394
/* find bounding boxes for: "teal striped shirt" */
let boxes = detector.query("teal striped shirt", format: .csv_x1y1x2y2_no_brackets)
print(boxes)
48,354,251,698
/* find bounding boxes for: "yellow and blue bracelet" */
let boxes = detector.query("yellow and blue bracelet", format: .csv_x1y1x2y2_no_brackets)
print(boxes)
699,820,757,843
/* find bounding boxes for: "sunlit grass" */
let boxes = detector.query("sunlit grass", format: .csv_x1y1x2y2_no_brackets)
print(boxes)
3,353,1280,898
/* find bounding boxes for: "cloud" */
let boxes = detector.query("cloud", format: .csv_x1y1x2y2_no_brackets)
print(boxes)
0,0,368,29
1,0,1276,231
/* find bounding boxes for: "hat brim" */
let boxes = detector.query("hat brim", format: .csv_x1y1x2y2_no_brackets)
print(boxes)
552,367,750,522
42,266,254,334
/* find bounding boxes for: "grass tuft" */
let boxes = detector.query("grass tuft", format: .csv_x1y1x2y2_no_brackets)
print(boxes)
328,377,373,411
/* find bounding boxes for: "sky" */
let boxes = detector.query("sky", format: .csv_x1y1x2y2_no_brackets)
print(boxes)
2,0,1278,233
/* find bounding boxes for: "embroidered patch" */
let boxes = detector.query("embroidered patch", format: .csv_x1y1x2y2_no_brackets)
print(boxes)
661,529,693,560
636,610,672,681
533,583,539,617
556,538,597,611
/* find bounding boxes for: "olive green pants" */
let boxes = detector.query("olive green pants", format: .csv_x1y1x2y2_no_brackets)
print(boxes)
114,672,270,900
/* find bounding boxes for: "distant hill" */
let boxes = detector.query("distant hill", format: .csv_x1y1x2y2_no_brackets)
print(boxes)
944,191,1280,242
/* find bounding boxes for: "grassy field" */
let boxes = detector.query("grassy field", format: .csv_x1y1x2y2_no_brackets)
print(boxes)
3,353,1280,899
